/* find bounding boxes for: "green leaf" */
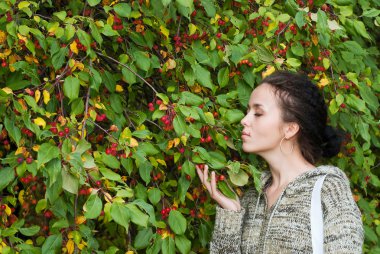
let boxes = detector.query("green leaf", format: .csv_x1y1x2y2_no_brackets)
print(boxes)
41,234,63,254
175,235,191,254
70,98,84,115
357,83,379,113
126,203,149,227
88,0,101,6
168,210,187,235
291,42,304,57
217,67,230,88
256,45,274,64
353,20,371,40
77,29,92,48
286,58,302,67
200,0,216,17
61,168,79,195
217,180,236,199
148,188,162,205
134,228,153,250
224,109,245,124
316,10,330,47
101,153,121,169
4,117,21,146
52,48,67,70
35,199,47,213
89,21,103,45
193,64,215,92
84,194,102,219
100,167,122,181
139,161,152,184
37,143,60,168
179,91,203,106
63,76,80,101
362,9,380,18
113,3,132,17
0,167,15,191
228,169,249,186
19,226,41,236
173,115,187,137
162,237,175,254
134,51,151,71
110,202,130,231
295,11,306,28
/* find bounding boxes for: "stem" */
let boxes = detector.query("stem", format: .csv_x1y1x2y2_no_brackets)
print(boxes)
81,61,92,139
87,119,118,143
95,51,159,94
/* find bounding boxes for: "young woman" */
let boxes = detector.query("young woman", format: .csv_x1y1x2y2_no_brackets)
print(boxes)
196,71,363,253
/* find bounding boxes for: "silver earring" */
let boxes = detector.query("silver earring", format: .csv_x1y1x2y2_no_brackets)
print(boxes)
280,136,294,155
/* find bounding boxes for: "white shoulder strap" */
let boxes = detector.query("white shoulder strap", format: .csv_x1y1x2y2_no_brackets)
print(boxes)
310,174,327,254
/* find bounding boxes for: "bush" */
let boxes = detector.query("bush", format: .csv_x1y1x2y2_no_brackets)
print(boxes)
0,0,379,253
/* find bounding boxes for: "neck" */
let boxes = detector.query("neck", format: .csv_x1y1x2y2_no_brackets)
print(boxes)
260,149,315,190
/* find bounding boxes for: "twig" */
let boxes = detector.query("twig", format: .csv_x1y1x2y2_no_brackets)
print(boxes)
95,51,159,94
87,119,118,142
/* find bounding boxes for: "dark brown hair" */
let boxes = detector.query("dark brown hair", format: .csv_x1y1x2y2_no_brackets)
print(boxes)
260,71,342,164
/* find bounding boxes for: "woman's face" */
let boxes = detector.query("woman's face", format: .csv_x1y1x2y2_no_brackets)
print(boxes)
240,83,286,154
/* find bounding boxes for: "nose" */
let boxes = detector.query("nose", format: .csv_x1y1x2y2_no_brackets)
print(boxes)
240,113,249,126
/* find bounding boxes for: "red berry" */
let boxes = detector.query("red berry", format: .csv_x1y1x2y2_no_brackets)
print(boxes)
216,33,222,38
117,37,123,43
105,148,112,155
156,100,162,105
186,175,191,181
1,61,6,67
179,147,185,153
219,175,225,181
206,135,212,143
96,180,101,186
0,204,6,210
44,210,53,218
58,131,65,137
26,157,33,164
17,157,24,164
64,127,70,134
148,103,154,108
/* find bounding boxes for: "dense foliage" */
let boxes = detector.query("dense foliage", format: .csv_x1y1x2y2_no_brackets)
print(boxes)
0,0,379,253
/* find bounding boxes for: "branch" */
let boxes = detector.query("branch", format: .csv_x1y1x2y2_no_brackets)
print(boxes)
95,51,159,94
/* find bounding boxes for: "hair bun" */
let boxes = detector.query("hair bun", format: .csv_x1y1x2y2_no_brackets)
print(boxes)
321,126,343,158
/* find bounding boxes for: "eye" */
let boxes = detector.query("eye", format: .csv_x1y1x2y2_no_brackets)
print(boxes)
254,113,262,117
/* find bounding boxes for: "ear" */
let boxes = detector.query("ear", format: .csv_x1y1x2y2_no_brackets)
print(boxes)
283,122,300,140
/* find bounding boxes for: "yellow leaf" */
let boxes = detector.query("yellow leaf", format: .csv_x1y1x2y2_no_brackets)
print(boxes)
34,117,46,129
267,22,277,32
75,216,86,225
188,23,197,35
17,33,28,43
0,48,12,59
2,87,13,94
167,140,174,150
180,135,187,146
115,84,124,92
25,240,33,245
70,41,78,55
156,159,167,167
32,145,40,152
186,192,194,201
262,65,275,78
311,34,318,45
18,190,25,205
318,77,329,88
160,25,169,39
173,138,180,147
34,90,41,103
66,239,75,254
15,147,27,155
95,103,106,109
18,1,31,9
43,90,50,104
165,59,176,70
159,104,168,110
121,127,132,139
126,251,134,254
107,15,114,25
4,204,11,216
129,138,139,147
25,55,39,64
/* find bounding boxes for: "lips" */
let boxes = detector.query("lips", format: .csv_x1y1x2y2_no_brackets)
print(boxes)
241,131,250,137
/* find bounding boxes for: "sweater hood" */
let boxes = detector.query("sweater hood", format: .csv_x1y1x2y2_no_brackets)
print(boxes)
259,165,349,192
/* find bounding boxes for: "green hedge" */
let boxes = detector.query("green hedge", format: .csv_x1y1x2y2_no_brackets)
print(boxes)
0,0,379,253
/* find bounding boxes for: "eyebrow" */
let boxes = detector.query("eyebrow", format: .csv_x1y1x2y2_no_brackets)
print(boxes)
247,103,263,109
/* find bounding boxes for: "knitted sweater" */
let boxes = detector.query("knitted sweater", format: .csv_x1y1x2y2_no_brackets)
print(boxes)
210,165,363,253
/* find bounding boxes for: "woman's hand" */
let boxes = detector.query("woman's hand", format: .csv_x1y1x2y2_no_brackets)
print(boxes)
196,164,241,211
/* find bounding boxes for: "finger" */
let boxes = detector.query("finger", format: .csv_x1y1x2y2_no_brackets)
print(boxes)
210,171,218,197
196,166,203,183
203,165,213,193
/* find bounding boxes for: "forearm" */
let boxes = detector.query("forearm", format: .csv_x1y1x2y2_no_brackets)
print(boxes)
209,206,245,254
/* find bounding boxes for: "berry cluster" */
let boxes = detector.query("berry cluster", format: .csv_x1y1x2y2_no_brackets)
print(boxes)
112,15,123,30
160,112,175,131
49,122,71,137
96,113,107,122
148,99,162,112
160,206,177,219
74,38,87,52
21,128,34,138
